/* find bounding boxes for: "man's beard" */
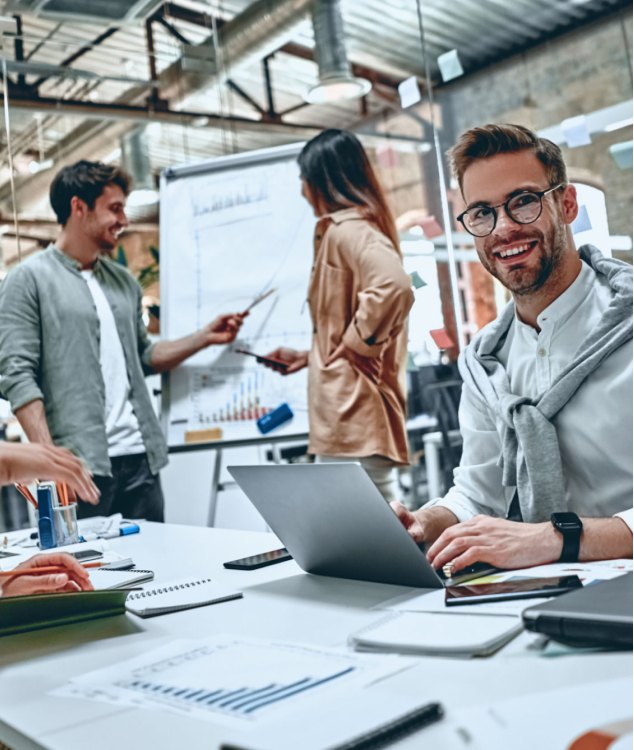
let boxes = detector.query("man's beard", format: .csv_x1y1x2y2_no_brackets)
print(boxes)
479,221,567,298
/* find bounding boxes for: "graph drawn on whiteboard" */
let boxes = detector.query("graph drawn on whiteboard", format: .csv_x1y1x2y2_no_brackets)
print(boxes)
160,144,314,445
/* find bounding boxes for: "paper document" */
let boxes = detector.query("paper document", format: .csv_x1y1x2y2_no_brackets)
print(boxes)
452,677,631,750
0,539,129,571
464,559,632,586
55,636,409,727
350,612,522,657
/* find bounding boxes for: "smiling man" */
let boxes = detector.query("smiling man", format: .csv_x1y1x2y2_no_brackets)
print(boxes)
0,161,244,521
393,124,632,571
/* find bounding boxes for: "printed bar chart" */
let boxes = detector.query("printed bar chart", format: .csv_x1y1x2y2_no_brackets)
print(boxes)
123,665,355,716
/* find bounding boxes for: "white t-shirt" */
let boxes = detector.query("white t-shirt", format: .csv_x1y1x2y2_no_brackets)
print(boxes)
81,270,145,457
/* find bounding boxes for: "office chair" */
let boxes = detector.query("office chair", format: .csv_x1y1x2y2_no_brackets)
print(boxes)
421,379,463,497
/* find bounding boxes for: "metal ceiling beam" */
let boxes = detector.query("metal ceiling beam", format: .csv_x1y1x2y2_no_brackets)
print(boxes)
30,26,120,91
0,91,323,135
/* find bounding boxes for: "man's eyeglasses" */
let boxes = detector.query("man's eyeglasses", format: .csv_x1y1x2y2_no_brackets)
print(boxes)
456,183,566,238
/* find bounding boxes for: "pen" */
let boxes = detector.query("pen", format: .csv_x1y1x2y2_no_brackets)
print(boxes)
0,561,106,577
14,484,38,509
219,701,444,750
241,287,276,315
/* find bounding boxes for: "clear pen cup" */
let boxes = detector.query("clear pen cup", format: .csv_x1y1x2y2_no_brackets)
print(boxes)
37,503,80,548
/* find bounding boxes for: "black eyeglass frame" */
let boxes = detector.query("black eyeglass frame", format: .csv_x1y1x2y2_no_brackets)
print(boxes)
456,183,567,237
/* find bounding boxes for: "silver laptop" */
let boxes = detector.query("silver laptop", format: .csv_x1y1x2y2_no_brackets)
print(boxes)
522,572,633,648
228,463,492,588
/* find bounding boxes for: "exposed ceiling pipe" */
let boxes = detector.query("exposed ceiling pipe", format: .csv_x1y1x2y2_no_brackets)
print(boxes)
305,0,370,104
0,0,317,209
121,126,159,222
159,0,316,102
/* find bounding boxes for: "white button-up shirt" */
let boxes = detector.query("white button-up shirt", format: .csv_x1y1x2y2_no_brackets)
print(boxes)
428,261,633,530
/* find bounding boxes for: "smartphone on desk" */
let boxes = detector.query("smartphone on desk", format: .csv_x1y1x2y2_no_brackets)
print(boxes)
223,548,292,570
71,549,104,563
445,574,583,606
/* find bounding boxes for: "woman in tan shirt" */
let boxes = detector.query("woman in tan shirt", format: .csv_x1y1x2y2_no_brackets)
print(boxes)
263,129,414,501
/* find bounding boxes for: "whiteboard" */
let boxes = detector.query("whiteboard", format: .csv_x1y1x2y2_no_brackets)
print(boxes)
159,143,314,447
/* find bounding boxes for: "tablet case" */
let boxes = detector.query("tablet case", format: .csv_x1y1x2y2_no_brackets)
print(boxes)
522,573,632,648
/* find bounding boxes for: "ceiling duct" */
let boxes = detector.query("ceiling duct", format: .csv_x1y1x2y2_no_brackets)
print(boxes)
3,0,164,23
305,0,371,104
178,0,314,83
120,127,158,223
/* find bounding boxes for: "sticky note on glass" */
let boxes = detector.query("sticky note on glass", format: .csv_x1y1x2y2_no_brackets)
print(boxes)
561,115,591,148
437,49,464,82
609,141,633,170
376,143,398,168
409,270,426,289
398,76,421,108
572,204,592,234
419,215,444,239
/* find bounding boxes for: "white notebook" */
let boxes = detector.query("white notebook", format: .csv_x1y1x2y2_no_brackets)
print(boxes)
349,612,523,657
125,577,243,618
89,568,155,590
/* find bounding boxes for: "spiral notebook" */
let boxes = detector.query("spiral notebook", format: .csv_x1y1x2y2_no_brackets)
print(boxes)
89,568,155,590
125,577,243,618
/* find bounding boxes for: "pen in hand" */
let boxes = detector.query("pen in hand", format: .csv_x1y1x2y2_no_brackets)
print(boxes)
241,287,277,316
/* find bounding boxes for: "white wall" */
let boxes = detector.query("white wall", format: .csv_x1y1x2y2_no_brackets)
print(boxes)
160,444,273,532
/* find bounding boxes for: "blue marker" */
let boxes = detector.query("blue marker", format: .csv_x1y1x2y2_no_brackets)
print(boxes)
120,523,140,536
36,484,56,549
257,402,294,434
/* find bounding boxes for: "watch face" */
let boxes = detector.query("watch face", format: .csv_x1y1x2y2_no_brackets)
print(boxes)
552,512,581,529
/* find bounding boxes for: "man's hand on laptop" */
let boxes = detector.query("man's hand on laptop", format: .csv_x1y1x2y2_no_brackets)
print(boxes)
390,503,458,544
426,515,562,571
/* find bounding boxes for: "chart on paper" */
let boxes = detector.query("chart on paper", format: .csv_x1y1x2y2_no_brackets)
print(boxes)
56,637,403,726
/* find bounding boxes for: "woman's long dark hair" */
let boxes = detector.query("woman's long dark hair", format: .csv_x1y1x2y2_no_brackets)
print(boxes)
298,129,400,253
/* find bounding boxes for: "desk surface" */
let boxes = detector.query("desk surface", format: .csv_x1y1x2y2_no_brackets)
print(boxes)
0,523,630,750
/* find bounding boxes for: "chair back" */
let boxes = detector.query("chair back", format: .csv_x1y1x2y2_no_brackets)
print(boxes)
422,379,463,491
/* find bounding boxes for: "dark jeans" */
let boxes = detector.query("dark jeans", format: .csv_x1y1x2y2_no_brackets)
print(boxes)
77,453,165,522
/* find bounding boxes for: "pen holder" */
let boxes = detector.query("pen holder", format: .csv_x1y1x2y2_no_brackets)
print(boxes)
53,503,80,547
36,503,79,549
257,402,294,434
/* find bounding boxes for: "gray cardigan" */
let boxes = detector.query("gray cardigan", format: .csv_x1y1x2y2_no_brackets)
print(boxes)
0,245,168,476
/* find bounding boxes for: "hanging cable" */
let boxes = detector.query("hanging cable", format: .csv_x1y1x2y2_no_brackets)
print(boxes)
1,31,21,263
415,0,465,351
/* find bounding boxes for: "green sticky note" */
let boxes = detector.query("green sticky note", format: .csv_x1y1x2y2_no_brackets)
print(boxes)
409,271,426,289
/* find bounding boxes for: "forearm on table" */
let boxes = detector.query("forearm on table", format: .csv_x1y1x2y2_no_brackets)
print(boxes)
14,399,53,444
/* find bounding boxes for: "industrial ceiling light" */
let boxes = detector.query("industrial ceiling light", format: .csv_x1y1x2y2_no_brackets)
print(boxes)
121,128,158,221
305,0,371,105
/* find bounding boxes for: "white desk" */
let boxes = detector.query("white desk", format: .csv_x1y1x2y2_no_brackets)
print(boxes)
0,523,630,750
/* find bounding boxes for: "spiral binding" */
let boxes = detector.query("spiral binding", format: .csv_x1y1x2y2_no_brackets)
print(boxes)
128,578,213,600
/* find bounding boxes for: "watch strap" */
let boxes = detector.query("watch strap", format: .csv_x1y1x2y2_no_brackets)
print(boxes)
551,513,583,563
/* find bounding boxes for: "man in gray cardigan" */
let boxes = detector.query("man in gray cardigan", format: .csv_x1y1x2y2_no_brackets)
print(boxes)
394,124,632,571
0,161,244,521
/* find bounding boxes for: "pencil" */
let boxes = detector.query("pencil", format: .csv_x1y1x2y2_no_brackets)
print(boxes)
0,561,104,577
242,287,276,314
14,484,38,509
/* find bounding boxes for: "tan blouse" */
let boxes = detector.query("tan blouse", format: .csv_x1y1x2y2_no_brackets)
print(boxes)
307,208,414,465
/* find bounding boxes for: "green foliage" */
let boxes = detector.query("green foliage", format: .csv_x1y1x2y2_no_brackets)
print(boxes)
115,245,128,267
113,244,159,290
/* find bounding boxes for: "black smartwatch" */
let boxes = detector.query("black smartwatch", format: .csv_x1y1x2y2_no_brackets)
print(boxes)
550,512,583,563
